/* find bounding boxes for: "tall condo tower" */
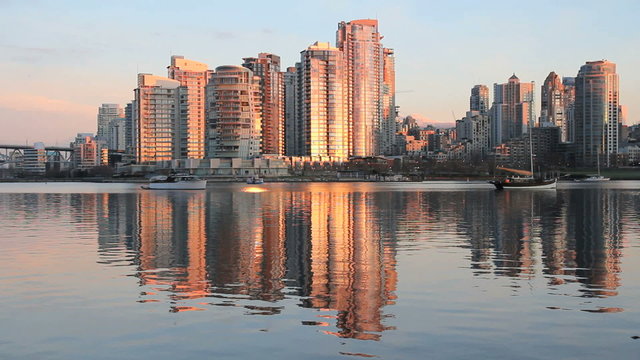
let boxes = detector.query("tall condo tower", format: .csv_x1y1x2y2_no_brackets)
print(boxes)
490,74,535,146
242,53,285,155
470,85,489,114
562,77,576,143
135,74,180,163
206,66,262,159
299,42,349,159
337,19,384,157
168,56,209,160
124,101,137,156
540,72,566,134
381,48,397,155
96,104,123,141
284,66,301,156
574,60,620,167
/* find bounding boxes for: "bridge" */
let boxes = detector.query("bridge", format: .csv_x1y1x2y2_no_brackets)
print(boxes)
0,144,74,164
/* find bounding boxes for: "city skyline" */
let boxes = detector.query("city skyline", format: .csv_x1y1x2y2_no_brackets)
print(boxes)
0,0,639,145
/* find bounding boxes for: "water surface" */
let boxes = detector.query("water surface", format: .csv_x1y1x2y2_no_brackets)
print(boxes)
1,182,639,359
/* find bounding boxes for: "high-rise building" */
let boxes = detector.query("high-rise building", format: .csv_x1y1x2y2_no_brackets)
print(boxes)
107,117,126,151
470,85,489,114
22,142,47,176
298,42,349,159
284,66,301,156
540,72,566,132
562,77,576,143
490,74,535,146
337,19,384,157
381,48,397,155
575,60,620,167
206,65,262,159
124,101,137,156
135,74,180,163
71,133,101,169
168,56,209,160
456,111,491,159
242,53,285,155
96,104,123,141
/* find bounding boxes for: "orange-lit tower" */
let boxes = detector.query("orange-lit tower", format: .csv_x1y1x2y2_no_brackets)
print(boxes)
299,42,349,159
168,56,210,160
206,66,262,159
242,53,285,155
135,74,180,163
337,19,384,157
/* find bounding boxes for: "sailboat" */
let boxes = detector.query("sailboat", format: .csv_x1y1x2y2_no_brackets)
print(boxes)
581,152,610,182
489,125,557,190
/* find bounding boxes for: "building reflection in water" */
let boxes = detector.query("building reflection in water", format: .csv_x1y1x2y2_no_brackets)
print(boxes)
92,185,628,339
455,189,623,298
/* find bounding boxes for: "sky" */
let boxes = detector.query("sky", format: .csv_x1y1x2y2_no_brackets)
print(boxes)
0,0,638,146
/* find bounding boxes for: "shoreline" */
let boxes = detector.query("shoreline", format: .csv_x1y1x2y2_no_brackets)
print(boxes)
2,177,640,184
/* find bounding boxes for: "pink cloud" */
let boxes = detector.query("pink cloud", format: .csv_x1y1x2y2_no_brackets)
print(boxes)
0,93,94,114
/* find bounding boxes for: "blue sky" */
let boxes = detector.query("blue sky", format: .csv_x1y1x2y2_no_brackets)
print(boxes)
1,0,638,145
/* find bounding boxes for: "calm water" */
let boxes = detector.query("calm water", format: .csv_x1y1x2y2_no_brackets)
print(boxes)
1,182,640,359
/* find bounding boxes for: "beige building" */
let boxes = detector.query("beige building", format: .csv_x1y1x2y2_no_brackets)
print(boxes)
168,56,210,160
96,104,123,142
575,60,620,167
337,19,384,157
22,142,47,175
206,66,262,159
299,42,349,159
71,133,101,169
242,53,285,156
135,74,180,163
491,74,535,146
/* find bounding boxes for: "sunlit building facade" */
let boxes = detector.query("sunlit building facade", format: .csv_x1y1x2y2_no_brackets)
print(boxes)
562,77,576,143
135,74,180,163
381,48,397,155
284,66,301,156
540,72,566,133
242,53,285,155
491,74,535,146
206,65,262,159
71,133,101,169
299,42,349,159
470,85,489,114
96,104,123,142
22,142,47,175
337,19,384,157
575,60,620,167
168,56,210,160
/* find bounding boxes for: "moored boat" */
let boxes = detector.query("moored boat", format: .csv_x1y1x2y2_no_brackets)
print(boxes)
575,151,610,182
246,175,264,185
141,174,207,190
489,176,557,190
578,175,610,182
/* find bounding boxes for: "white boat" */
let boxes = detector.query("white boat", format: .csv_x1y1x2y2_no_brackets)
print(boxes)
141,174,207,190
581,175,610,182
246,176,264,185
577,153,610,182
